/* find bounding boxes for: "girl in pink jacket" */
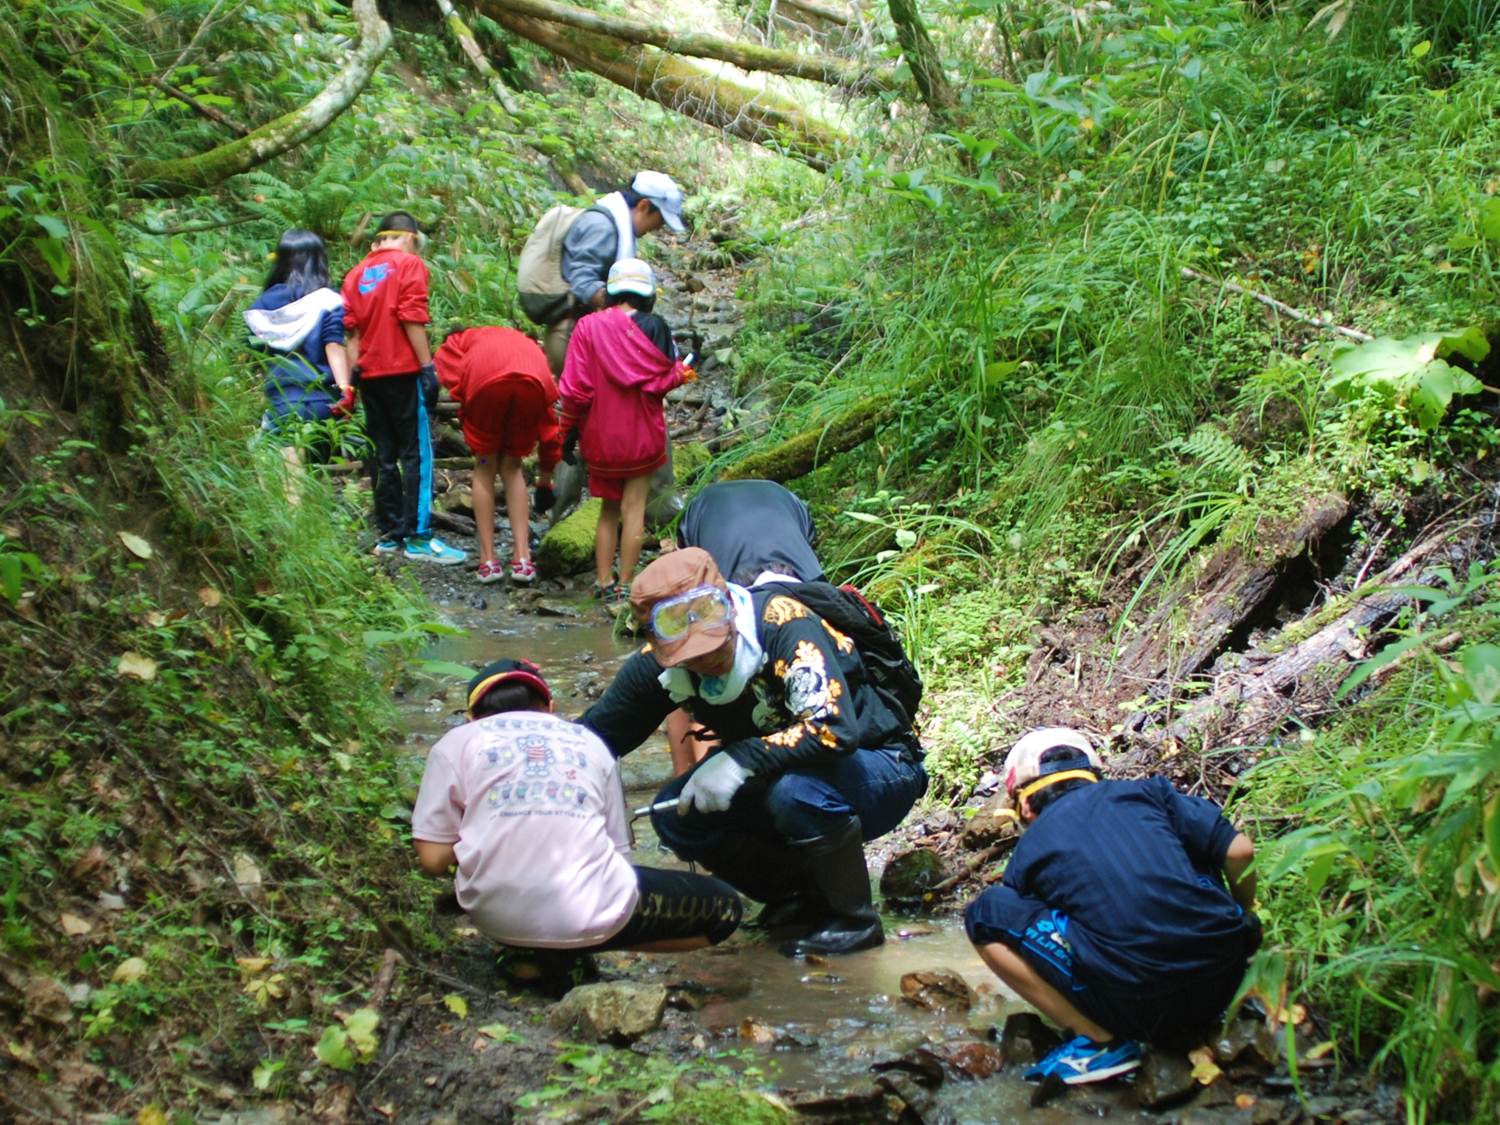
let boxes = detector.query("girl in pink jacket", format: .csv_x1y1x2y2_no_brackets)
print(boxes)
560,259,691,601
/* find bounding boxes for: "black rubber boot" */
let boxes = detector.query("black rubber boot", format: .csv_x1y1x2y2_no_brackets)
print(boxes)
779,818,885,958
747,893,822,932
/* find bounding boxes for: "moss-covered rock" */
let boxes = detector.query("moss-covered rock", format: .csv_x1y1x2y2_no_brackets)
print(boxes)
536,497,601,577
673,440,713,487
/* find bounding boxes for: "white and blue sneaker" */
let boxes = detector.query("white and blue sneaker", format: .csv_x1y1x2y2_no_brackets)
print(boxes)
1024,1035,1142,1085
372,537,403,556
403,535,467,566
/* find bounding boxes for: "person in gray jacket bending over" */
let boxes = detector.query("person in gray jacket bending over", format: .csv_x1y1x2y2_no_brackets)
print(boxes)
544,171,686,375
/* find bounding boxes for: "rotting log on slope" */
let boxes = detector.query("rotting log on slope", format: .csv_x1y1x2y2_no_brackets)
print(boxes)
1137,511,1493,752
1111,492,1352,690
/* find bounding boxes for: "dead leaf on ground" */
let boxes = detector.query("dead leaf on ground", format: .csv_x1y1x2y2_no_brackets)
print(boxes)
197,586,222,608
233,853,263,895
24,975,74,1024
58,912,93,936
1188,1045,1223,1085
236,956,274,975
117,532,154,560
117,652,158,681
112,957,148,985
68,845,107,879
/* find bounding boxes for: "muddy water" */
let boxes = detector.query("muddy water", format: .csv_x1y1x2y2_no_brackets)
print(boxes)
399,592,1140,1124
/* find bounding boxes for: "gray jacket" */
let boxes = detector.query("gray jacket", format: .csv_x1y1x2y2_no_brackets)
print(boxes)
561,210,621,306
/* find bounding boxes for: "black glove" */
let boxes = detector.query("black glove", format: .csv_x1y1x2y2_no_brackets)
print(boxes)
533,484,556,514
562,427,580,466
419,362,439,410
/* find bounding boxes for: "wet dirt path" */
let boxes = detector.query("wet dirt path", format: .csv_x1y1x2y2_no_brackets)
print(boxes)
382,585,1143,1124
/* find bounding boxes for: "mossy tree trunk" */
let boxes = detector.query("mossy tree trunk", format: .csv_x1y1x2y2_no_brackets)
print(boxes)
126,0,392,197
480,0,897,91
475,5,851,170
721,392,899,482
887,0,953,111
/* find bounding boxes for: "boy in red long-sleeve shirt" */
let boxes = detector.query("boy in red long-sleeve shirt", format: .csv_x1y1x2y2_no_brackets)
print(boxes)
341,212,465,566
435,327,562,584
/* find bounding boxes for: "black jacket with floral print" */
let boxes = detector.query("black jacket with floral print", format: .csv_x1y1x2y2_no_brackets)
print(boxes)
578,589,916,776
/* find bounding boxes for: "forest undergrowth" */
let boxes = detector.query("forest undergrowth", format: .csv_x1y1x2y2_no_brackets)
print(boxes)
2,0,1499,1120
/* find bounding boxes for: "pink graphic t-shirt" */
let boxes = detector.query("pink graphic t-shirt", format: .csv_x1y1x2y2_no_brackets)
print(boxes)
411,713,639,948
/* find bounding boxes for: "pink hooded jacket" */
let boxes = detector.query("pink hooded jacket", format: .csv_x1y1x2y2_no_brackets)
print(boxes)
559,306,687,478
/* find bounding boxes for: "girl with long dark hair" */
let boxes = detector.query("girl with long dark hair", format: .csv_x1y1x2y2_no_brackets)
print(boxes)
244,229,355,485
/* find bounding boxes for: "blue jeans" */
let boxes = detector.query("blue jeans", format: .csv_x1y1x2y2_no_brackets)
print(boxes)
651,747,927,902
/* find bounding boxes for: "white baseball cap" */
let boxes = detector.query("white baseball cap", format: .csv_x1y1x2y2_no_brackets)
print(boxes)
1002,727,1103,800
631,171,686,233
607,257,656,298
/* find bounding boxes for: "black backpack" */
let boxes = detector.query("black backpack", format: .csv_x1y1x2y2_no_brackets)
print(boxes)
758,581,924,732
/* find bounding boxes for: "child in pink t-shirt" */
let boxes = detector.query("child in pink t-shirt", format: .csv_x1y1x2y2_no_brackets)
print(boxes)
412,658,741,953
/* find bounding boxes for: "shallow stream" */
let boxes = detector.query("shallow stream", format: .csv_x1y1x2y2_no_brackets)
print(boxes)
397,588,1144,1123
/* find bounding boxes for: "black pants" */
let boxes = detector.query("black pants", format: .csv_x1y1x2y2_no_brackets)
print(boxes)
360,373,432,540
582,866,743,951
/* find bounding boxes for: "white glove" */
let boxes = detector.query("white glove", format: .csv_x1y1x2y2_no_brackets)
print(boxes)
678,753,750,815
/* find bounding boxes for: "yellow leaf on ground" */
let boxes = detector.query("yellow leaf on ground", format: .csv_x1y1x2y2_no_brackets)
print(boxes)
117,652,158,681
112,957,148,984
1236,1093,1257,1109
117,532,154,559
59,913,92,936
1305,1040,1337,1060
138,1107,168,1125
236,956,273,975
197,586,222,607
443,993,469,1020
1188,1046,1222,1085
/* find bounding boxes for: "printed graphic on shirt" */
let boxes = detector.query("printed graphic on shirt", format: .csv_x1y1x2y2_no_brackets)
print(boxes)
472,716,599,817
821,620,856,654
358,263,392,295
775,640,841,718
762,595,809,627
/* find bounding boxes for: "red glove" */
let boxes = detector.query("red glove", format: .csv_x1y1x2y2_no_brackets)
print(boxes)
330,385,357,419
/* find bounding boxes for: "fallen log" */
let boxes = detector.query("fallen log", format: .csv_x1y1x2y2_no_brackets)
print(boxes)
720,390,897,482
1112,492,1350,686
1140,523,1475,748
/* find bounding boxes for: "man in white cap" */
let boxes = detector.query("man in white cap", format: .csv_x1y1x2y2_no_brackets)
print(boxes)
545,171,686,375
964,728,1260,1086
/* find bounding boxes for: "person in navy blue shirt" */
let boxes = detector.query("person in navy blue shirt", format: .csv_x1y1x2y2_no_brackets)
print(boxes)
964,728,1260,1086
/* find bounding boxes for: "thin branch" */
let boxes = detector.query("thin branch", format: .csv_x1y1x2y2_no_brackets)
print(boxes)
147,75,250,135
1180,266,1374,342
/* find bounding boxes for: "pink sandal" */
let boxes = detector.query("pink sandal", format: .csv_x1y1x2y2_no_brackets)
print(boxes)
475,559,505,584
510,559,537,584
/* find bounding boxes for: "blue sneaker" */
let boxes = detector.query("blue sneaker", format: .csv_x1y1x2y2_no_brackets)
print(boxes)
403,535,467,566
372,537,403,556
1025,1035,1141,1085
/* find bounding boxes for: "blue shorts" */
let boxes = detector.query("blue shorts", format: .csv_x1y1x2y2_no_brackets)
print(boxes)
964,884,1259,1048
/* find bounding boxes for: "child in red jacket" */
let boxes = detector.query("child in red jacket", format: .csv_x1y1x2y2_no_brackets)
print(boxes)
434,326,562,584
559,259,690,602
341,212,465,566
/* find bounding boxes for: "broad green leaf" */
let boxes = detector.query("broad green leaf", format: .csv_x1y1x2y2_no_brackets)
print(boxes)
32,215,68,239
1328,330,1487,431
315,1025,355,1070
251,1058,285,1091
1460,644,1500,705
0,555,20,603
1480,197,1500,244
344,1007,380,1061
